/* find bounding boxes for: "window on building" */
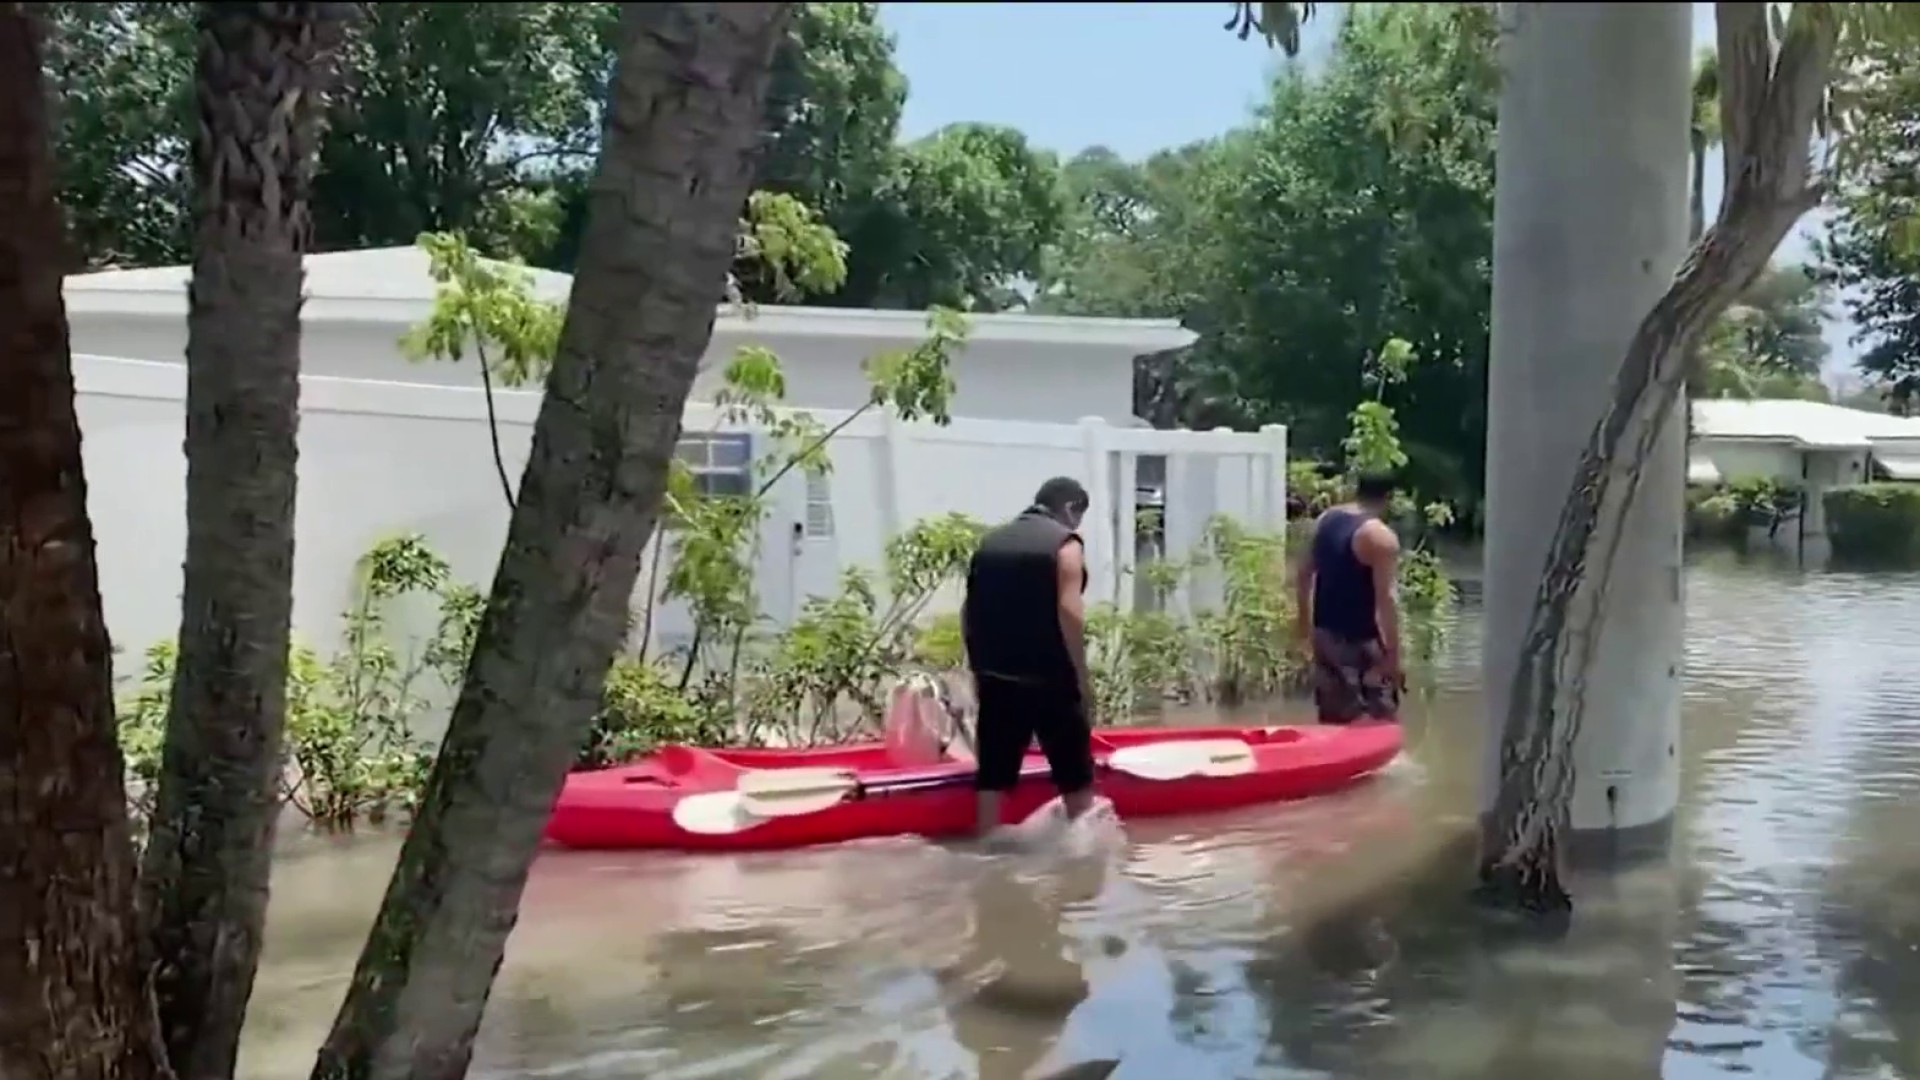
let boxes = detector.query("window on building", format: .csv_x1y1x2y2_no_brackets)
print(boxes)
804,469,834,538
676,433,753,499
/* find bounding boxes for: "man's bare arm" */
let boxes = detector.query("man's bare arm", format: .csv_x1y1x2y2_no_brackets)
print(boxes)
1292,516,1318,642
1359,522,1403,668
1057,539,1093,703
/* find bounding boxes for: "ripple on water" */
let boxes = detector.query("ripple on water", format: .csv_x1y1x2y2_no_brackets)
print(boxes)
232,561,1920,1080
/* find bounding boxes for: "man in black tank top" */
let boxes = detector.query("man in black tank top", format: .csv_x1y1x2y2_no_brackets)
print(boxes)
961,477,1099,838
1293,470,1403,724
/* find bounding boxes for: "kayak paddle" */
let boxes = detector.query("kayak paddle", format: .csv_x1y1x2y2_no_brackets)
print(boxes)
1098,737,1257,781
670,737,1262,834
735,764,1007,818
731,738,1259,818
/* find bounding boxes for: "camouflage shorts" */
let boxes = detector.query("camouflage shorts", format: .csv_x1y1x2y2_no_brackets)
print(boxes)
1310,629,1401,724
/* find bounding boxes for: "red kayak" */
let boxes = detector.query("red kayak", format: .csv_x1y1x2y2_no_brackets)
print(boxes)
544,722,1403,853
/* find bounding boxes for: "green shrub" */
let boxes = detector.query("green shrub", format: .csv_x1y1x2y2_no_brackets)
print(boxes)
117,534,479,833
1686,486,1743,541
1687,476,1802,544
1826,483,1920,564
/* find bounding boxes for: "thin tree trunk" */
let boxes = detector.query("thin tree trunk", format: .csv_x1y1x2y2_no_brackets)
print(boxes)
1478,1,1833,914
0,7,173,1079
309,6,795,1079
137,6,352,1079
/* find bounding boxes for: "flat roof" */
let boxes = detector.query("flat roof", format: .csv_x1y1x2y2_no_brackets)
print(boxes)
63,246,1197,353
1692,398,1920,449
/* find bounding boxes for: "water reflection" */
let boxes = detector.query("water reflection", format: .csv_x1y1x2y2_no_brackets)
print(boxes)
234,560,1920,1079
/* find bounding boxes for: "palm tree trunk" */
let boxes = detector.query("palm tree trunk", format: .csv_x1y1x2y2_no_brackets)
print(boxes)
308,6,795,1078
137,6,352,1079
0,6,172,1079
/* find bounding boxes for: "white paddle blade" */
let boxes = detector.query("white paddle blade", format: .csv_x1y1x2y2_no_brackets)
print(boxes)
736,766,861,818
672,791,762,835
1106,738,1256,781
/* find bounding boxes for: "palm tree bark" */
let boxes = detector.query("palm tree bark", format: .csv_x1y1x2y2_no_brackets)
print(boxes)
137,6,353,1079
308,6,795,1079
0,6,173,1079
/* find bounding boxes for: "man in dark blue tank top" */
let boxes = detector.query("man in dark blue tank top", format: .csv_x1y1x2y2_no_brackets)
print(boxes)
961,477,1099,838
1293,470,1403,724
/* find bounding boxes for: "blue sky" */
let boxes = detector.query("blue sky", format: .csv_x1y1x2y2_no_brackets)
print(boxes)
881,2,1857,383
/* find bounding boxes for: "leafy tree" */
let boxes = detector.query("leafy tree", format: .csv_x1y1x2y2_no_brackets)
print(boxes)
39,1,195,267
824,122,1066,311
1039,141,1244,427
40,1,617,267
1046,4,1496,509
311,2,617,257
759,1,905,221
1815,33,1920,410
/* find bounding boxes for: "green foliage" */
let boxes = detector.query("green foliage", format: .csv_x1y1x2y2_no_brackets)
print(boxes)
1824,483,1920,565
586,511,989,761
1696,264,1834,402
1686,476,1806,544
42,1,617,268
584,657,723,767
1686,486,1745,543
1816,35,1920,410
656,308,965,696
117,535,483,832
1082,515,1454,723
1041,5,1498,514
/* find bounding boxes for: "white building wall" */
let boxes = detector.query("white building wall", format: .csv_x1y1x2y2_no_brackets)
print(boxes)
77,356,1284,670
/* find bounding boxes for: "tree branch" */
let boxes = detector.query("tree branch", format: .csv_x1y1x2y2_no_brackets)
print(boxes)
1715,2,1770,179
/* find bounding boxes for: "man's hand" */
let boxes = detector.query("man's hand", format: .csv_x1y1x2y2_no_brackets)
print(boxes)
1380,647,1407,692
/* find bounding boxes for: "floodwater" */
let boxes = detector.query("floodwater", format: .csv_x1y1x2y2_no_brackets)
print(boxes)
239,549,1920,1080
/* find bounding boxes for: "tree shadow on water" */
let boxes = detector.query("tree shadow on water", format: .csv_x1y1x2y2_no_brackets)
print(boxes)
1242,827,1681,1080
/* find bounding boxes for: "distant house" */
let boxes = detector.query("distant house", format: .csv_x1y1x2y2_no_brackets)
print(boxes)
1690,398,1920,550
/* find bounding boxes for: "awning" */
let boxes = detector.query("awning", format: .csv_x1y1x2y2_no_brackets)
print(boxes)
1687,456,1723,486
1873,452,1920,481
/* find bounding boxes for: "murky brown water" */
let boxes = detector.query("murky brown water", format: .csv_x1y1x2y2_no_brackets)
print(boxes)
238,549,1920,1079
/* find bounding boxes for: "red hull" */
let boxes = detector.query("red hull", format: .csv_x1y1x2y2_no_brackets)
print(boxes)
544,722,1403,853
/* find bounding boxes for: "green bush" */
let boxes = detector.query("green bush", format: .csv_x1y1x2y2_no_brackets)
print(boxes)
117,534,479,833
1686,476,1802,544
1826,483,1920,564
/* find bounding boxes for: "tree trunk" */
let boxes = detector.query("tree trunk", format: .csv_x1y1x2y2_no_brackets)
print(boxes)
0,7,173,1080
137,6,352,1079
308,6,795,1079
1478,1,1833,914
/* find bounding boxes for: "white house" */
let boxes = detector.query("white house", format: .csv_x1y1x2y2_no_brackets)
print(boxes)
65,249,1287,663
1690,398,1920,551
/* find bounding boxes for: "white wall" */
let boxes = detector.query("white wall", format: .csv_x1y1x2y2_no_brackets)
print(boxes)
1693,439,1803,484
1690,437,1870,557
68,310,1137,425
76,355,1285,670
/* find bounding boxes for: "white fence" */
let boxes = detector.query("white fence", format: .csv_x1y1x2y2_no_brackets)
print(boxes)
74,355,1287,662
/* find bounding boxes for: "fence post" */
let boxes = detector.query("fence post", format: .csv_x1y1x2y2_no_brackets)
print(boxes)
1078,416,1115,606
1115,441,1138,614
1261,423,1289,530
877,410,907,538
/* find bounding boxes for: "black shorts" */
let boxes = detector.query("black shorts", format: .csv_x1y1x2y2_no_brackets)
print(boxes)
973,675,1096,795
